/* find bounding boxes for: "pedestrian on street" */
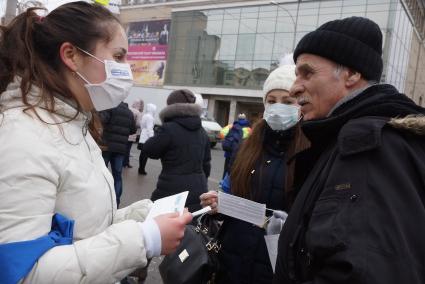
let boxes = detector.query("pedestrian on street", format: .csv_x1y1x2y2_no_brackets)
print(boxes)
138,103,157,175
274,16,425,284
125,99,144,168
0,2,192,283
200,65,310,284
100,102,136,207
221,113,251,178
143,89,211,212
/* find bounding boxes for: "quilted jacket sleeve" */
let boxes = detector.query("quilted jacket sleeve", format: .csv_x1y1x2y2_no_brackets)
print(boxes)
24,220,148,284
0,111,150,284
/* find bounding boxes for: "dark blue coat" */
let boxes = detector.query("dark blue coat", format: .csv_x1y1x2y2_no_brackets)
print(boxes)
216,125,293,284
222,119,250,158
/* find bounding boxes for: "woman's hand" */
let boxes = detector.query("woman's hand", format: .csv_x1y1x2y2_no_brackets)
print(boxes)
199,190,218,214
154,209,193,255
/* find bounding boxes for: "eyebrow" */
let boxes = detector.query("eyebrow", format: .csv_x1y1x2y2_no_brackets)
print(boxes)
296,63,314,74
113,47,127,55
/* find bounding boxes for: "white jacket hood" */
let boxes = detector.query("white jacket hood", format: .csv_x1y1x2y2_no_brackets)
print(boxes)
145,103,157,116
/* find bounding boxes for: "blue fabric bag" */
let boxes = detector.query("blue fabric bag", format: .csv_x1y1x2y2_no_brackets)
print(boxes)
0,213,74,284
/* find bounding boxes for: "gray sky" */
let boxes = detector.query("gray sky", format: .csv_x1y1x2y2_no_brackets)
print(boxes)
0,0,82,18
1,0,6,18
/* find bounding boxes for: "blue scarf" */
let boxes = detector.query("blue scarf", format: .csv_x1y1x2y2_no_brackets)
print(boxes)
0,213,74,284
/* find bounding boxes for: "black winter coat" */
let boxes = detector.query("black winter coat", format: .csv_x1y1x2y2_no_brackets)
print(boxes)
274,84,425,284
100,102,136,154
143,103,211,212
217,126,293,284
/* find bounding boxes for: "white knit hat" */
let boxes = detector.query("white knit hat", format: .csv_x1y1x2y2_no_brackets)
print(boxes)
263,65,296,102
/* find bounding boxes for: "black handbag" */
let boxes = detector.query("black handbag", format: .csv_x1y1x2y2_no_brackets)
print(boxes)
159,214,222,284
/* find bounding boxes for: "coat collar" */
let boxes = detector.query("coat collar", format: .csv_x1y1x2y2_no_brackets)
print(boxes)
1,77,90,125
159,103,202,123
301,84,425,147
1,77,92,142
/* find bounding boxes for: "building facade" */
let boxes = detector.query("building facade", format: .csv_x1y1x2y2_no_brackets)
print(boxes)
120,0,425,126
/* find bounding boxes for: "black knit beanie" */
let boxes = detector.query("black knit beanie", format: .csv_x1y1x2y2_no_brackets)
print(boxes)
166,89,196,105
294,16,383,82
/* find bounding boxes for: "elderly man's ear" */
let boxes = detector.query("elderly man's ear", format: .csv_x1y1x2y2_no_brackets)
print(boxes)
345,69,363,88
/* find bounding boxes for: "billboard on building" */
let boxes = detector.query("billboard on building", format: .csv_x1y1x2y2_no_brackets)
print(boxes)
127,20,170,86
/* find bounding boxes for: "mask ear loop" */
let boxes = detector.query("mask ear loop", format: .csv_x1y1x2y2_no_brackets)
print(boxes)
75,71,91,84
75,46,105,64
74,46,106,85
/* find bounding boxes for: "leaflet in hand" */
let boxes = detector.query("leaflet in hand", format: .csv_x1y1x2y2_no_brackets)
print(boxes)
146,191,188,220
217,191,266,226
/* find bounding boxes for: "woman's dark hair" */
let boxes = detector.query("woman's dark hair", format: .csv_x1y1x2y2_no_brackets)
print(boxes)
0,1,121,140
230,120,310,209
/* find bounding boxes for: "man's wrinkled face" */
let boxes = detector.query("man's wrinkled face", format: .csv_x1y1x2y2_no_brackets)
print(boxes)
290,54,349,121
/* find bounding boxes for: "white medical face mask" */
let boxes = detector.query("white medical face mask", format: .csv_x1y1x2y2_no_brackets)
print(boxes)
75,48,133,111
263,103,301,131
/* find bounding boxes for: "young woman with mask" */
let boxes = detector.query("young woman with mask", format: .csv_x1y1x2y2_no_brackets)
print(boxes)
0,2,191,283
200,65,310,284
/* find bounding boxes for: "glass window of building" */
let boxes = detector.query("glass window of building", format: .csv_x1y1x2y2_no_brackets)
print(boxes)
342,0,366,17
239,18,258,34
236,34,255,61
273,32,294,60
318,0,342,25
257,6,277,33
206,9,223,21
165,0,409,91
297,1,320,32
222,19,239,34
218,35,237,60
224,7,241,20
275,3,298,33
366,0,391,28
241,6,259,18
254,33,274,61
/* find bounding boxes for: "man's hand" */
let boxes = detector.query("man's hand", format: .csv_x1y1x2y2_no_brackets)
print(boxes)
199,191,218,214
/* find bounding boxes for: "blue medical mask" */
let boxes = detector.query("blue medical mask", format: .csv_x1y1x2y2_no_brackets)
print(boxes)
263,103,300,131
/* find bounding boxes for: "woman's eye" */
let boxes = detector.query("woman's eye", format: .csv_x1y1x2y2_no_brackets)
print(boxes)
114,54,125,62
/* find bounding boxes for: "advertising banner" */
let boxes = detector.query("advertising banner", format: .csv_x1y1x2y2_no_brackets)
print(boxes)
127,20,170,86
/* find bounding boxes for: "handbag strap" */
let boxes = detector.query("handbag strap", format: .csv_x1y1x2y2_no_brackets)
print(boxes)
195,213,223,253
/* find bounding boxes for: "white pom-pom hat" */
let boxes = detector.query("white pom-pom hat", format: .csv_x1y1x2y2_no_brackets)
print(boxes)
263,64,296,103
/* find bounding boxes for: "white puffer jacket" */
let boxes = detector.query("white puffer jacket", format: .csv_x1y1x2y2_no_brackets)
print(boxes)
138,103,157,144
0,79,152,283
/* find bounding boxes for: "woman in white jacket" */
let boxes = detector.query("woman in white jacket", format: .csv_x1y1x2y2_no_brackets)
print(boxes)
125,99,144,168
0,2,191,283
138,103,157,175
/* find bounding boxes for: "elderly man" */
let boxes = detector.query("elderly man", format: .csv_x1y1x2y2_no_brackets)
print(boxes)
274,17,425,283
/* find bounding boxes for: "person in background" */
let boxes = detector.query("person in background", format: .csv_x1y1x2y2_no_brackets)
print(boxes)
138,103,157,175
100,101,136,207
124,99,144,168
200,65,310,284
275,16,425,284
0,3,192,283
220,113,251,178
143,89,211,212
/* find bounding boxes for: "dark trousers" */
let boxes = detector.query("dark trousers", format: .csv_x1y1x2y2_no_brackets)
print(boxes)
102,151,125,207
138,143,149,173
124,141,133,167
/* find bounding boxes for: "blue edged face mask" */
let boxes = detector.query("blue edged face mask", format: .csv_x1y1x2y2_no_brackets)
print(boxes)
263,103,301,131
75,47,133,111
